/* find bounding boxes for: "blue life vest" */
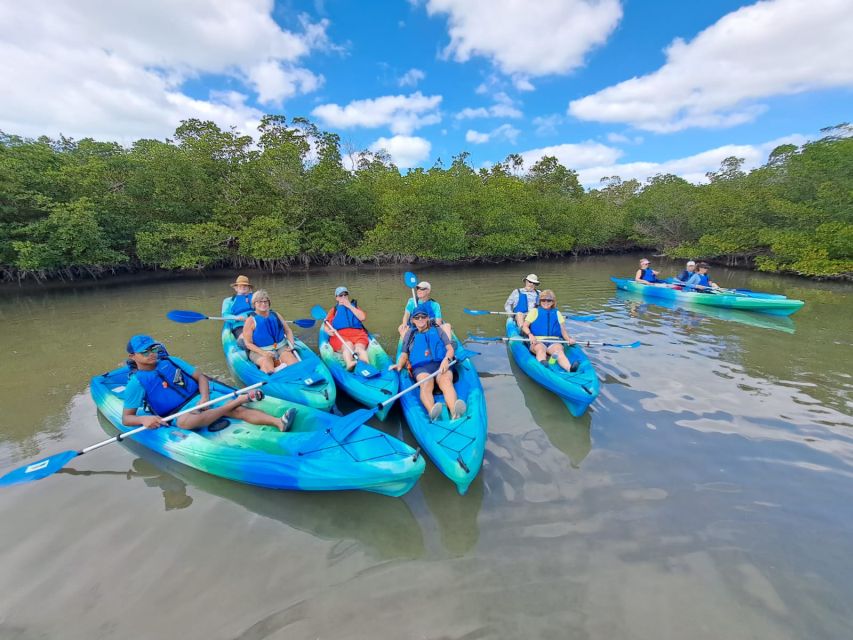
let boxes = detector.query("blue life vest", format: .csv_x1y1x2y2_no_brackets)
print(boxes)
330,302,365,330
640,267,657,283
513,288,539,314
407,299,440,326
677,270,693,283
407,327,447,368
133,357,199,417
230,293,253,316
695,273,710,287
250,311,285,348
686,273,711,292
529,308,562,338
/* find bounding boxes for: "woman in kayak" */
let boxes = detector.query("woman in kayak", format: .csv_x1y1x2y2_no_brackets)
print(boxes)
504,273,541,327
521,290,579,373
684,263,719,293
242,290,299,373
398,280,452,339
391,304,466,421
634,258,660,284
225,274,254,319
325,286,371,372
675,261,696,284
121,334,294,432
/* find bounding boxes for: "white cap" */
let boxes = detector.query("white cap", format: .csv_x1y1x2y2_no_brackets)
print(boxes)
686,260,696,266
524,273,540,284
416,281,431,290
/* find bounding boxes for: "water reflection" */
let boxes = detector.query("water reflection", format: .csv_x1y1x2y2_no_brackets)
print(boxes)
420,459,484,556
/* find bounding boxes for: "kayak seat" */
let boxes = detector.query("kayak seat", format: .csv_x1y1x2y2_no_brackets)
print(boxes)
207,417,231,432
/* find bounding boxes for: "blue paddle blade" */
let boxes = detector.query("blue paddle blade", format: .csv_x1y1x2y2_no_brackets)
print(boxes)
599,340,641,349
310,305,327,321
291,318,316,328
403,271,418,287
167,310,208,324
455,346,480,361
463,308,492,316
298,408,377,454
0,450,79,487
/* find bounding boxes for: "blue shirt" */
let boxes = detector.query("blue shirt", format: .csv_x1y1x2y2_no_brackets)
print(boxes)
123,356,196,412
405,298,442,318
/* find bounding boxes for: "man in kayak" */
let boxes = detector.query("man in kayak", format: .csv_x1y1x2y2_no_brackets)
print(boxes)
684,262,719,293
634,258,660,284
121,334,294,431
398,280,452,339
675,261,696,284
390,304,466,421
325,286,371,372
504,273,541,326
225,274,254,319
242,289,299,373
521,290,579,373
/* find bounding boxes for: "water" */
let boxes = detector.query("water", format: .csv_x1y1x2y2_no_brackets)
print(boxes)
0,255,851,640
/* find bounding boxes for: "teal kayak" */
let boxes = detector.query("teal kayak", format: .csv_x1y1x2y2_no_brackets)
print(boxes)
220,299,336,411
395,335,487,495
611,278,805,316
505,318,600,417
90,366,424,496
663,277,787,299
318,328,399,420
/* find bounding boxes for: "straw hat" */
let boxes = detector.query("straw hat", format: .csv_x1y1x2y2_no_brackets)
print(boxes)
231,275,254,289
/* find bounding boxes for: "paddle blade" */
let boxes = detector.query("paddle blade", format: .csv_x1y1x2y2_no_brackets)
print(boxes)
0,450,79,487
292,318,316,329
166,310,208,324
601,340,642,349
463,308,491,316
455,346,480,361
403,271,418,287
309,305,327,321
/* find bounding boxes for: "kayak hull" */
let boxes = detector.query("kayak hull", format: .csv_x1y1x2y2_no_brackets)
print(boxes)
505,318,600,417
395,335,488,495
220,299,336,411
611,278,804,316
319,329,399,420
90,367,424,496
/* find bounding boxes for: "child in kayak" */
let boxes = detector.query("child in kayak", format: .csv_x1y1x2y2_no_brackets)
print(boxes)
634,258,660,284
521,290,579,373
242,289,299,373
684,262,719,293
398,280,452,339
325,286,371,372
504,273,540,327
390,304,466,421
121,334,294,431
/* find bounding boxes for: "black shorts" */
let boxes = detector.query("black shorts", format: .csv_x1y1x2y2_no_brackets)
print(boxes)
412,361,441,378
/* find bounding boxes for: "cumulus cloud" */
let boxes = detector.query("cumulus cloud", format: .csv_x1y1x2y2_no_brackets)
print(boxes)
465,124,520,145
426,0,622,76
519,141,624,171
398,68,426,87
369,135,432,168
312,92,442,135
0,0,331,140
456,92,522,119
569,0,853,132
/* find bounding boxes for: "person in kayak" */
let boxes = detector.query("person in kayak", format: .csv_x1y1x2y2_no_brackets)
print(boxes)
242,289,299,373
121,334,294,432
675,261,696,284
390,304,466,421
325,286,371,372
504,273,541,326
521,290,579,373
684,262,719,293
398,281,452,339
634,258,660,284
226,275,255,319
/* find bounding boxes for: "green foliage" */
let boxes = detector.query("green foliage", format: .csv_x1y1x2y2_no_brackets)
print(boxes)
136,222,230,270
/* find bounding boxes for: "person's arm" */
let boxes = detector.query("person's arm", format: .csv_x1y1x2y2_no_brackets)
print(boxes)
504,290,518,314
121,379,164,429
277,313,296,348
399,299,413,331
242,317,267,356
522,311,537,345
342,300,366,322
390,330,412,371
634,269,644,283
432,301,444,325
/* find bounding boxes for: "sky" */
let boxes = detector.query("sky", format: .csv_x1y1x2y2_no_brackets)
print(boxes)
1,0,851,186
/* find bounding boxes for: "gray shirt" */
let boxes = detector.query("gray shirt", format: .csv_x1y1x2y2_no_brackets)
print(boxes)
504,288,539,314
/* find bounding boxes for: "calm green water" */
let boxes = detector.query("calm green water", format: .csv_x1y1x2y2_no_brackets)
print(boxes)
1,255,851,640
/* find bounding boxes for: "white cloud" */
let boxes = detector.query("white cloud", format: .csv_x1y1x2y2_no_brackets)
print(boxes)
369,135,432,168
398,68,426,87
569,0,853,132
532,114,563,136
465,124,520,145
456,92,522,119
519,141,624,171
0,0,331,140
606,132,643,144
512,75,535,92
312,92,442,135
426,0,622,76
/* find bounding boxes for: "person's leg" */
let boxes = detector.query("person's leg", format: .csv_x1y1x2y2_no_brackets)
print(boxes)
417,374,436,412
279,347,299,366
340,341,356,371
354,343,370,363
227,406,290,431
176,397,247,430
546,344,572,372
530,342,547,363
249,350,276,373
435,371,459,414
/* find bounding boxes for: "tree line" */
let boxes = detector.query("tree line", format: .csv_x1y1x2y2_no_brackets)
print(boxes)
1,116,850,282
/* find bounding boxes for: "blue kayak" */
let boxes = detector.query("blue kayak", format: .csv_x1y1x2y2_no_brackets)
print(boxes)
90,366,424,496
663,278,787,300
220,299,336,411
505,318,600,417
395,335,487,495
318,328,399,420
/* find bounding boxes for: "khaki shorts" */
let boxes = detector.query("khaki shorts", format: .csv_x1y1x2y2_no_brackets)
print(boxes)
249,347,288,365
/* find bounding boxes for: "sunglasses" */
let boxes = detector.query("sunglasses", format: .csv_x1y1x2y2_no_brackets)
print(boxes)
412,314,428,319
540,298,555,303
255,298,271,304
138,345,162,356
416,287,429,291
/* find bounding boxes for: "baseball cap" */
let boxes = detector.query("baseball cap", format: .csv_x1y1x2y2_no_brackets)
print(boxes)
334,286,349,296
411,304,431,318
416,281,431,290
126,334,161,354
686,260,696,266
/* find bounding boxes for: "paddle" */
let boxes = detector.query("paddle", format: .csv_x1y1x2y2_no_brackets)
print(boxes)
404,271,418,308
310,305,380,379
463,308,598,322
299,358,463,453
167,310,316,328
468,334,641,349
0,382,266,488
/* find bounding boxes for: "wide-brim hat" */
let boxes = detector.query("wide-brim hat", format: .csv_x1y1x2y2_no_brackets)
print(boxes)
231,275,254,289
524,273,540,284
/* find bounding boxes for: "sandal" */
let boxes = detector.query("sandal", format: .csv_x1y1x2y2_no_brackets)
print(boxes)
452,399,467,419
248,389,265,402
280,408,296,432
428,402,444,422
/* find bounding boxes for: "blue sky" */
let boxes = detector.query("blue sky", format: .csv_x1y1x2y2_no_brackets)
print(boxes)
1,0,851,185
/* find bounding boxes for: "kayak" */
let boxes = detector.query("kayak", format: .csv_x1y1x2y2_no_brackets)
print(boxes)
663,278,787,300
395,334,488,495
90,366,425,496
220,299,336,411
318,328,399,420
505,318,600,417
611,278,805,316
